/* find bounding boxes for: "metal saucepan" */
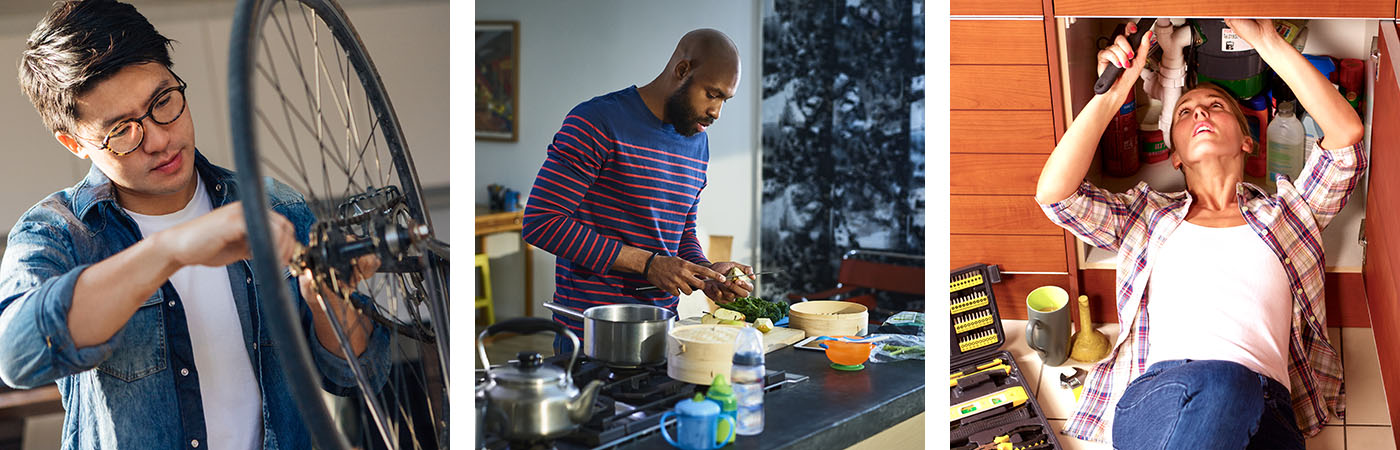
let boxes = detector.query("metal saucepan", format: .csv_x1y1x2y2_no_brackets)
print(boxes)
542,302,676,367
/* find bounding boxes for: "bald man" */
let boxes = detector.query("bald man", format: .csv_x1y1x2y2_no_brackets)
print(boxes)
522,29,753,343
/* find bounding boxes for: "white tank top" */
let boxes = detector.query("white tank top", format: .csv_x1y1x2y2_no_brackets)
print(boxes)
1144,220,1293,389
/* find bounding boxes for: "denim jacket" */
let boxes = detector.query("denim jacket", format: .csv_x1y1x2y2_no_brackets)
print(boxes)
0,151,392,449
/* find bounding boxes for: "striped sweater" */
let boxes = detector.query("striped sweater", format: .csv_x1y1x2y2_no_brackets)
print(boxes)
523,86,710,332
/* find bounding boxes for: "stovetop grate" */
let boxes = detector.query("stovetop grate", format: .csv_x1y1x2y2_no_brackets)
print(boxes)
478,353,801,449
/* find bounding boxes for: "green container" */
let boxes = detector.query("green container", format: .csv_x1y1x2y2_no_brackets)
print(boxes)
706,374,737,446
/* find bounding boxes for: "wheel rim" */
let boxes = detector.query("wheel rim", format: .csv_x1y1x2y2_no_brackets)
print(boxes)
229,0,448,448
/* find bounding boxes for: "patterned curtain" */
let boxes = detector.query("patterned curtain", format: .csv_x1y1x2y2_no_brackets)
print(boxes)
759,0,925,305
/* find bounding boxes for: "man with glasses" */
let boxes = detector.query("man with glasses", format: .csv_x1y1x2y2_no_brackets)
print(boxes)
0,1,391,448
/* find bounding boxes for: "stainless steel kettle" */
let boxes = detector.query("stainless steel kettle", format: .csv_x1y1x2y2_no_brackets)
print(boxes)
478,318,604,443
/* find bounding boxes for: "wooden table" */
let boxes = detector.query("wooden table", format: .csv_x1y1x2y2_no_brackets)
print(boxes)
475,205,533,317
0,384,61,420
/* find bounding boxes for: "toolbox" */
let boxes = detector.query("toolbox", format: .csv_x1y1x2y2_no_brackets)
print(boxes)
950,263,1062,450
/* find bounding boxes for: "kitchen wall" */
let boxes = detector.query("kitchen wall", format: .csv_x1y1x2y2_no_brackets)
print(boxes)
475,0,761,319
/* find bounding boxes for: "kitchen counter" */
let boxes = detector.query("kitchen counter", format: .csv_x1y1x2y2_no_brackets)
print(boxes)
626,345,926,449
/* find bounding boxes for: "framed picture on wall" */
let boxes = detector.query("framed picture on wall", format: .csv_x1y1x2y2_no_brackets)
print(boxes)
476,21,519,141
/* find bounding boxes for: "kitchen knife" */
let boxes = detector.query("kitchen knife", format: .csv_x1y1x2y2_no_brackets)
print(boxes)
633,271,779,292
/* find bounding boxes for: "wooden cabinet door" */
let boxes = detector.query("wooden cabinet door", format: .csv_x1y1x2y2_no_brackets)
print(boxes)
1363,21,1400,445
1052,0,1393,18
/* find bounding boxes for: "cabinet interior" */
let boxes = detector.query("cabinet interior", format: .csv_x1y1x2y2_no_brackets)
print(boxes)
1055,17,1378,272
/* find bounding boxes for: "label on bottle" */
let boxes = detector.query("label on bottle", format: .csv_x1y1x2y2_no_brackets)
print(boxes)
1140,129,1167,163
1268,142,1301,181
1100,99,1140,177
1221,28,1253,52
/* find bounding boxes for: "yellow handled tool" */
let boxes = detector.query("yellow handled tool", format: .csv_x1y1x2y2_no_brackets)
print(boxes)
950,386,1029,422
949,358,1011,387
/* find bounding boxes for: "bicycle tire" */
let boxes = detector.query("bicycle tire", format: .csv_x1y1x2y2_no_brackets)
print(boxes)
228,0,448,449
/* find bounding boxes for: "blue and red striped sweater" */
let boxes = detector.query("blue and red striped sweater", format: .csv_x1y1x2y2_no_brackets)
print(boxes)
523,86,710,332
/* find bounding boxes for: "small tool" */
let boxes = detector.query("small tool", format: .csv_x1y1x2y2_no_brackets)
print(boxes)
634,271,779,292
954,310,995,333
1093,18,1156,94
950,386,1028,422
958,329,999,353
1059,367,1086,390
950,405,1030,441
949,359,1011,387
951,271,984,292
951,291,989,315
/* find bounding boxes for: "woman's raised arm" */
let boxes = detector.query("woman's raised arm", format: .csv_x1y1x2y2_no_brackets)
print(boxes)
1226,19,1364,148
1036,25,1155,204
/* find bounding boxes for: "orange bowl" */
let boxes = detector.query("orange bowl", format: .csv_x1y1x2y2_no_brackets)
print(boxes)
822,337,873,366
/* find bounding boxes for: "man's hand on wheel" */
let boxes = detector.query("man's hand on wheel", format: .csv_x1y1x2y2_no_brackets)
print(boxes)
157,202,298,269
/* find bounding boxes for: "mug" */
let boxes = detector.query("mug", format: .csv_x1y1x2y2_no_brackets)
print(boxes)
661,410,736,450
1025,286,1072,366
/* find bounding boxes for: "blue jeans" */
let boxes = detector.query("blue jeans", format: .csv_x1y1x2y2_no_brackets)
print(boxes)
1113,359,1303,450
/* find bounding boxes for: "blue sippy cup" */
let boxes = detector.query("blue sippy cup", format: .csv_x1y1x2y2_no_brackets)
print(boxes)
661,393,736,449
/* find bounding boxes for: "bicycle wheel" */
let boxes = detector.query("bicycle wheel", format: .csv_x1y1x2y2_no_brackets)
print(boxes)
228,0,449,449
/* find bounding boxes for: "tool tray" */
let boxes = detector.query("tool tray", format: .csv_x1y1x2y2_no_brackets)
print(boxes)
950,263,1061,450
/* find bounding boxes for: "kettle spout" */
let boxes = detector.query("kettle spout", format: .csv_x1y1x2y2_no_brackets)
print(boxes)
568,379,604,424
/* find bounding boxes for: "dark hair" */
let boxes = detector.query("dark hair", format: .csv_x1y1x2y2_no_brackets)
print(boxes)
18,0,175,134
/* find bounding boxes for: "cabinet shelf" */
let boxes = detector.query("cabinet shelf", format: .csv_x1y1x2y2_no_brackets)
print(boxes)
1056,17,1377,273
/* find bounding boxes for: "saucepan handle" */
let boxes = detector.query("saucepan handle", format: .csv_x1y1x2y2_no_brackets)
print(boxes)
542,302,587,321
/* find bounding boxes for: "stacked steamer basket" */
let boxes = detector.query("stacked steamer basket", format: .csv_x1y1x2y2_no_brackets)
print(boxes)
949,263,1061,450
667,325,743,385
788,301,869,337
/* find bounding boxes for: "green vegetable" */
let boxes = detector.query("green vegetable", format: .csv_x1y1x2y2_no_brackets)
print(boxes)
882,344,924,357
719,296,788,322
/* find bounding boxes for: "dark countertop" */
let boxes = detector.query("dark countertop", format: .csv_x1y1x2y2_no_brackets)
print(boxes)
625,346,926,449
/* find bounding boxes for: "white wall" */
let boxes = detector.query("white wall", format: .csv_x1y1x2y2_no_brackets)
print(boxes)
475,0,761,317
0,0,449,232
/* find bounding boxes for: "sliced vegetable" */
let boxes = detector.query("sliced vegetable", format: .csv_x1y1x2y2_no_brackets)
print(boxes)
754,318,774,333
712,309,745,322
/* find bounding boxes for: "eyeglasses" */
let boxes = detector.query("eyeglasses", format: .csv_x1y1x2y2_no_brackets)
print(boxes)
76,72,188,156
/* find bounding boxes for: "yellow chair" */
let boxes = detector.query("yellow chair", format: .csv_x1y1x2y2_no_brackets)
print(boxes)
475,253,495,326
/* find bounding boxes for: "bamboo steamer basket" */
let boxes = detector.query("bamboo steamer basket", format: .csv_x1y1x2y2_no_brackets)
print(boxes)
789,301,869,337
666,324,741,385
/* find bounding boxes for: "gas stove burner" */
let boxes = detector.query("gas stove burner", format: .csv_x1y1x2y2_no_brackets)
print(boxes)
480,352,806,449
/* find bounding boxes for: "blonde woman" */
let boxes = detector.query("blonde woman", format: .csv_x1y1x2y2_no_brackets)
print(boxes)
1036,19,1365,449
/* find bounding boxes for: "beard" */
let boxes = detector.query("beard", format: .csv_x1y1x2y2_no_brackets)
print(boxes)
663,77,710,136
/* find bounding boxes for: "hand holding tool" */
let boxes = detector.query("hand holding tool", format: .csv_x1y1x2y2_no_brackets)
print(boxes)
1094,18,1156,94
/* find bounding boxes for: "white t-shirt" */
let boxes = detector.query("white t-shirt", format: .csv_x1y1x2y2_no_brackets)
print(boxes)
125,175,262,449
1144,220,1293,389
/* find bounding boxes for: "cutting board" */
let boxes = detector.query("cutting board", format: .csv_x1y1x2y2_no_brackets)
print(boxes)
677,317,806,353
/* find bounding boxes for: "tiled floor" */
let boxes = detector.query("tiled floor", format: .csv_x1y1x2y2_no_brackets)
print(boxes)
1000,319,1395,450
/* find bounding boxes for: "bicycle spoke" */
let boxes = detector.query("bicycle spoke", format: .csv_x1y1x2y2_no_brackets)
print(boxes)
235,1,447,448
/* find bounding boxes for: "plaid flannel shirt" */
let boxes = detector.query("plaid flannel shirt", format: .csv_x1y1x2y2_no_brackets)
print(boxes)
1040,141,1366,443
